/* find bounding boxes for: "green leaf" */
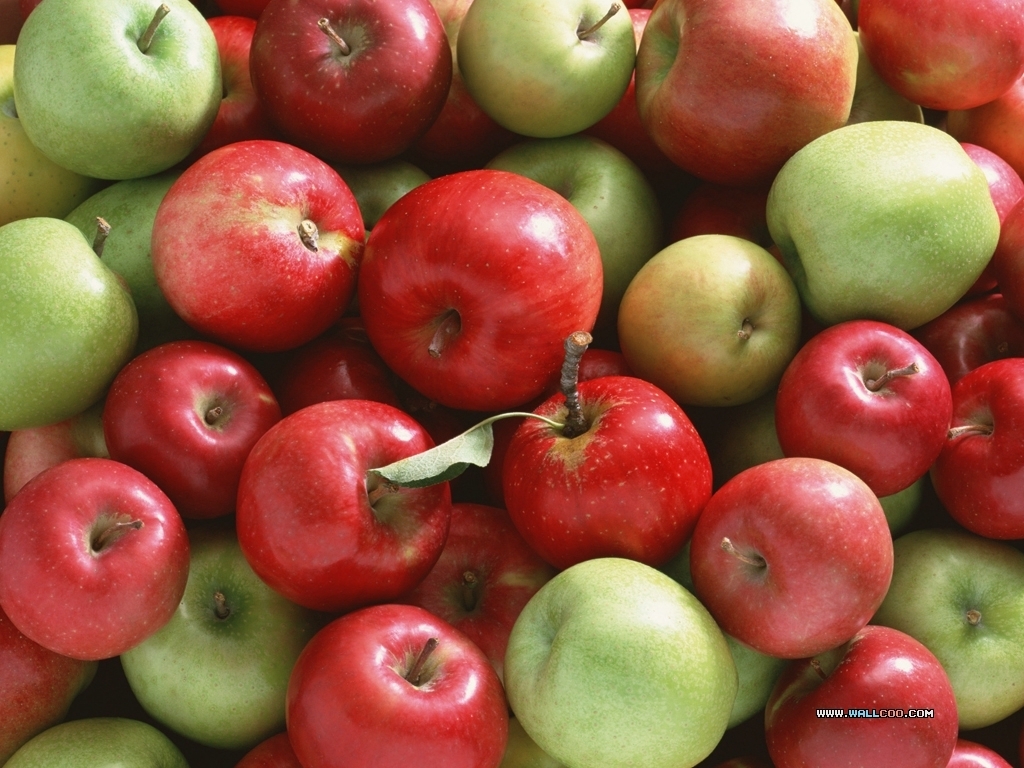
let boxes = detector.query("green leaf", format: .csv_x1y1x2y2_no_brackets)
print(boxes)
369,422,496,488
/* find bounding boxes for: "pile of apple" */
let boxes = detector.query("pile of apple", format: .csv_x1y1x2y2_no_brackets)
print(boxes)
5,0,1024,766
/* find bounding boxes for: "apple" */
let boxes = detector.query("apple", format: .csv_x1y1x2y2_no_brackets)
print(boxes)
457,0,635,138
357,169,603,412
0,217,137,432
991,198,1024,323
504,557,738,768
0,457,190,660
689,457,893,659
857,0,1024,111
872,527,1024,729
1,0,21,43
948,739,1014,768
617,234,802,407
485,134,663,343
499,717,567,768
669,182,772,247
0,604,97,763
3,717,189,768
694,391,783,490
767,120,1000,329
236,732,303,768
764,625,959,768
250,0,452,165
102,340,282,519
845,31,923,125
286,602,509,768
120,526,323,751
634,0,858,186
236,399,452,613
151,139,365,353
947,78,1024,183
13,0,222,179
334,159,432,231
213,0,270,17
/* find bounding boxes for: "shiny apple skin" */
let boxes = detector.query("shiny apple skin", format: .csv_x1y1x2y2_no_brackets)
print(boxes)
947,739,1013,768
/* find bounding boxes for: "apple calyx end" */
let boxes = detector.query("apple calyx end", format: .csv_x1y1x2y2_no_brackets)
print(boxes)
864,362,919,392
317,18,352,57
138,3,171,55
404,637,440,687
298,219,319,252
966,608,982,626
577,3,621,41
720,536,767,569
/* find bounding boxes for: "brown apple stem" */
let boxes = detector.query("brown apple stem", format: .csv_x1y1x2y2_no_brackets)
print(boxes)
367,480,400,506
318,18,351,56
91,519,144,553
560,330,593,438
577,2,621,40
809,658,827,679
92,217,112,259
428,309,461,359
736,318,754,341
298,219,319,252
405,637,439,686
461,571,479,612
138,3,171,54
204,405,224,425
864,362,919,392
966,609,982,626
212,591,231,620
720,537,767,569
948,423,994,439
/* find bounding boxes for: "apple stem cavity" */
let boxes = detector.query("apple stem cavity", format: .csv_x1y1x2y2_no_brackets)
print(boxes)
560,330,593,438
90,518,144,554
720,537,767,569
428,309,462,359
737,318,754,341
864,362,919,392
92,217,112,259
212,590,231,620
317,18,351,56
948,423,994,439
461,571,479,612
298,219,319,252
367,479,400,506
138,3,171,54
577,2,621,41
405,637,439,687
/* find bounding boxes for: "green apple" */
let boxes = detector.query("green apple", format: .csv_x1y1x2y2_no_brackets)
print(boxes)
334,159,431,232
13,0,221,180
617,234,802,407
871,527,1024,729
504,557,737,768
120,526,323,750
0,45,102,227
767,121,1000,330
879,475,923,535
500,717,567,768
846,33,924,126
0,216,138,431
65,170,194,352
4,717,188,768
486,135,663,343
457,0,635,138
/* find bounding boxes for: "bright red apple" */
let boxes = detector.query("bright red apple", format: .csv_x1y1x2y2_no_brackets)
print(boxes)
947,78,1024,184
235,732,303,768
947,739,1013,768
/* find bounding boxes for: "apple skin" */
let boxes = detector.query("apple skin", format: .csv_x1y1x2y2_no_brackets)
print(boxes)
499,717,567,768
773,319,952,498
635,0,858,187
1,0,21,43
0,217,138,432
120,527,323,751
767,121,1000,330
250,0,452,165
503,375,713,570
12,0,222,180
236,732,303,768
947,78,1024,183
871,528,1024,730
961,142,1024,295
102,340,282,520
947,739,1013,768
4,717,189,768
0,457,190,661
504,557,738,768
214,0,271,17
333,159,431,231
151,140,365,353
236,399,452,613
929,358,1024,540
991,198,1024,323
845,32,923,126
669,182,772,247
286,603,509,768
689,457,893,659
617,234,803,407
857,0,1024,111
0,604,98,763
764,625,959,768
358,169,603,412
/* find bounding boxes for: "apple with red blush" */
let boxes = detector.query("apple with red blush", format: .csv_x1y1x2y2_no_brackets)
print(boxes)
214,0,271,18
947,78,1024,183
947,739,1013,768
236,732,302,768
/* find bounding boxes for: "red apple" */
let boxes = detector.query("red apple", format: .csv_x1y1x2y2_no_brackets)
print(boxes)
358,169,603,412
235,732,303,768
286,603,508,768
774,319,952,497
0,457,190,660
214,0,271,18
236,399,452,613
669,181,772,246
398,502,557,681
151,139,365,353
250,0,452,165
689,457,893,659
947,739,1013,768
765,625,959,768
947,78,1024,184
991,198,1024,324
102,340,282,519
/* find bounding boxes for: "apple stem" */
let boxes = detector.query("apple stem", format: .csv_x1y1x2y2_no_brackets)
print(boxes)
864,362,919,392
212,591,231,620
92,217,112,259
318,18,351,56
428,309,462,359
204,405,224,425
578,2,621,40
948,423,994,439
405,637,439,686
736,318,754,341
91,519,144,553
298,219,319,252
138,3,171,54
461,571,479,612
720,537,767,569
809,658,827,679
966,609,982,626
367,480,400,506
560,331,593,438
